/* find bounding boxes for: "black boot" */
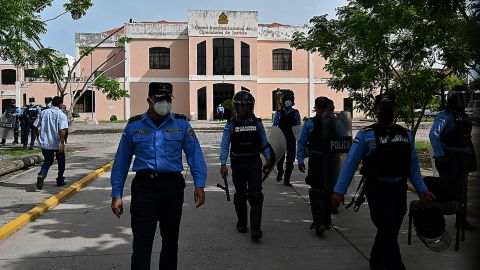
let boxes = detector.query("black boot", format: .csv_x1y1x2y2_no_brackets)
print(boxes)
276,169,284,182
234,193,248,233
283,166,293,187
0,139,5,145
309,189,326,236
249,190,264,241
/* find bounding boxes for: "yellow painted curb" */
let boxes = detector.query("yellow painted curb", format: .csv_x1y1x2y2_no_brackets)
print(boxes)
0,160,114,240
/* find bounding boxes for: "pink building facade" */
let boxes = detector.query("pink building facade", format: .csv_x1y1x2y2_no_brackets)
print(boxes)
2,10,351,121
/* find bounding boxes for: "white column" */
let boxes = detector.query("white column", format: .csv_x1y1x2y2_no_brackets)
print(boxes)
308,51,315,117
15,81,21,107
124,38,131,120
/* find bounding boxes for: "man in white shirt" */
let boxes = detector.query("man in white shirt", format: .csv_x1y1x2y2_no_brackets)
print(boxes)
33,96,69,190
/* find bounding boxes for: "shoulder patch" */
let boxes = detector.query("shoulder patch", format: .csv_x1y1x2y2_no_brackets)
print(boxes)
174,113,187,120
128,115,142,124
361,124,375,133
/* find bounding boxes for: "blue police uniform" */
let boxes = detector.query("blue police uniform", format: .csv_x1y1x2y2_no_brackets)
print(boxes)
430,109,475,227
111,111,207,270
273,107,301,185
297,114,349,233
220,115,270,237
334,123,428,270
21,104,41,148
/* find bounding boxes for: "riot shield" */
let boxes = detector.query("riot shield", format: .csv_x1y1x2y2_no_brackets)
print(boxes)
321,111,352,189
292,125,302,141
0,114,16,140
262,125,287,180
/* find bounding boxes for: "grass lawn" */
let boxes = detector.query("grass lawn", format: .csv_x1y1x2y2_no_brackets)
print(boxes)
415,141,432,150
0,148,42,161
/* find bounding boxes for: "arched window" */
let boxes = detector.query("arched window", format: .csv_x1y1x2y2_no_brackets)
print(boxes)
149,47,170,69
197,87,207,120
213,38,234,75
197,41,206,75
272,49,292,70
1,69,16,85
241,42,250,75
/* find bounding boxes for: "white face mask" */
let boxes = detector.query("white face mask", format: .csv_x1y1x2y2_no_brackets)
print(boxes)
154,100,172,116
29,102,35,106
284,100,293,108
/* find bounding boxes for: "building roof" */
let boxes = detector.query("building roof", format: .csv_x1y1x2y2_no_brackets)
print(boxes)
258,22,291,27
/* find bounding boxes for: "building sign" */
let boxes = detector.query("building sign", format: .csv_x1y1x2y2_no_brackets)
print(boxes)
188,10,258,37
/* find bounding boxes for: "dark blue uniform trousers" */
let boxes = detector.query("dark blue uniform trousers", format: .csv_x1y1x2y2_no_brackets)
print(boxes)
130,172,185,270
366,181,407,270
277,136,296,181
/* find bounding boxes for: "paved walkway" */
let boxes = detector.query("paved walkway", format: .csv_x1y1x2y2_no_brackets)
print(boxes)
0,136,478,269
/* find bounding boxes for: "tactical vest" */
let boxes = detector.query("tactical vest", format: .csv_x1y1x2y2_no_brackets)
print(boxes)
362,124,411,178
230,117,262,155
308,115,337,152
278,109,297,139
25,105,39,120
440,109,472,149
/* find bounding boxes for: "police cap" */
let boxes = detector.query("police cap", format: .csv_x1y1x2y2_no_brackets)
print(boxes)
148,87,173,102
374,94,395,108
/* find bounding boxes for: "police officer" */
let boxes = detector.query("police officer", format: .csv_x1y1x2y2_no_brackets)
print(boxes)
21,97,41,149
297,97,345,236
331,94,435,270
0,100,22,145
430,85,477,231
273,90,301,187
110,88,207,270
220,90,271,241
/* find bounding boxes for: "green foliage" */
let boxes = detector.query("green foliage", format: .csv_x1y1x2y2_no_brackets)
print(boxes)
0,0,93,67
222,99,234,112
291,0,478,135
109,115,118,121
93,75,129,100
72,112,80,118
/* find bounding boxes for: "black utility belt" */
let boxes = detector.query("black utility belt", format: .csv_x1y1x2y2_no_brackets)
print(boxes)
230,153,260,159
136,170,181,180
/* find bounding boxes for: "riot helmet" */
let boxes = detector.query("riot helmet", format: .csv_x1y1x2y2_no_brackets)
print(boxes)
413,205,451,252
374,93,396,125
281,90,295,108
233,90,255,117
446,85,470,112
29,97,35,103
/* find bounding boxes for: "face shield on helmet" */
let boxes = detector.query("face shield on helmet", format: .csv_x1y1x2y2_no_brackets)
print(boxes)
233,90,255,117
281,91,295,108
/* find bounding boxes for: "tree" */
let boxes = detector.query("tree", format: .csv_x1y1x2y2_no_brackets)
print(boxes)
291,0,478,136
0,0,129,113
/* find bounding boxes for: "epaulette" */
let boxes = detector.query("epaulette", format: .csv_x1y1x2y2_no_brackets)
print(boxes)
128,115,142,124
256,117,262,122
361,124,375,133
173,113,187,120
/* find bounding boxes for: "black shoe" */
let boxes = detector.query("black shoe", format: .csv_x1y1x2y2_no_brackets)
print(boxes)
28,147,34,150
283,181,292,187
251,230,262,241
315,224,326,236
56,181,66,187
36,175,45,190
237,225,248,233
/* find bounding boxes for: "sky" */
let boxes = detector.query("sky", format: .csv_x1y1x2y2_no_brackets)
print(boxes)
39,0,348,56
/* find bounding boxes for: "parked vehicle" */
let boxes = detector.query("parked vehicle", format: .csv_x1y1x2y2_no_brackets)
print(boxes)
466,100,480,121
413,109,438,117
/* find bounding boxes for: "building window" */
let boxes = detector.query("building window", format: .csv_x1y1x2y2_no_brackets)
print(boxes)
74,90,95,113
241,42,250,75
1,69,16,85
24,69,36,80
197,41,206,75
213,38,234,75
149,47,170,69
272,49,292,70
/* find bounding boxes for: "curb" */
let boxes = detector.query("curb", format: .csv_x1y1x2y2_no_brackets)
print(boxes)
0,160,114,240
0,155,44,177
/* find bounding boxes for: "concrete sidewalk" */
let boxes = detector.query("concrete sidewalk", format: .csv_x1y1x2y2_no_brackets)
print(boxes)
0,143,478,269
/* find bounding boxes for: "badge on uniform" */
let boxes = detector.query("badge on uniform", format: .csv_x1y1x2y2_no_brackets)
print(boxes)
187,127,195,138
165,129,181,134
134,130,152,135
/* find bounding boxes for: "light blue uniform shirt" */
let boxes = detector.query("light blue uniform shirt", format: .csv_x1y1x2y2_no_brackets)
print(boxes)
334,124,428,195
296,116,349,164
110,112,207,199
429,110,470,157
33,107,68,150
220,118,271,165
272,108,301,126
